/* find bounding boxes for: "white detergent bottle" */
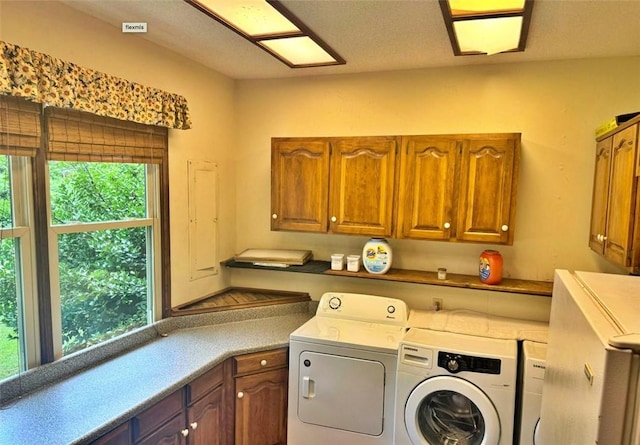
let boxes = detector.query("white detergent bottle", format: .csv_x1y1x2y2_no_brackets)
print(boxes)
362,238,392,274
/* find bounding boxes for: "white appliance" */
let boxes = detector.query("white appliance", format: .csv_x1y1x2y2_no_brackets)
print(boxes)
518,340,546,445
395,328,518,445
538,270,640,445
288,292,408,445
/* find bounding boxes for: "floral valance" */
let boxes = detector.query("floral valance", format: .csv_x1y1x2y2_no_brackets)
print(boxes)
0,41,191,130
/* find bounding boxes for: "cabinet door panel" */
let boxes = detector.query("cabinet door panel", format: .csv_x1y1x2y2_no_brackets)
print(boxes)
330,137,398,236
188,385,224,445
604,124,638,266
398,136,458,239
457,137,517,244
271,139,330,232
589,137,613,253
235,368,288,445
134,390,184,442
136,413,185,445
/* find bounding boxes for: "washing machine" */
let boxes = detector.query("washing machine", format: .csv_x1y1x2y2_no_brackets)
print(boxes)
395,328,518,445
288,292,408,445
517,341,546,445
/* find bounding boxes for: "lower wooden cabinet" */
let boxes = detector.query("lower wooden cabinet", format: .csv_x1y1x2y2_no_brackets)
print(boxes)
91,422,132,445
187,365,225,445
89,349,289,445
133,365,225,445
233,348,289,445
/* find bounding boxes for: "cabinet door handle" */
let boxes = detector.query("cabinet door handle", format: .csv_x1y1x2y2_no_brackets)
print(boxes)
237,391,244,399
191,422,198,430
181,429,189,437
260,359,267,366
331,216,337,223
272,213,278,220
501,224,509,232
443,222,451,229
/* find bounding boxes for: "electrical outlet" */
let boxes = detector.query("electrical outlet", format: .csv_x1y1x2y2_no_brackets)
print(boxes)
432,298,443,311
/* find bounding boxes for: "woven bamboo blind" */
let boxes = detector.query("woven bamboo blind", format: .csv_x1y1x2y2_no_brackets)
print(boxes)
45,107,167,164
0,96,42,157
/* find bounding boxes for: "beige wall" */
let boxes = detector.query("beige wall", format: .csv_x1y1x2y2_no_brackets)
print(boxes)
0,1,237,307
3,1,639,322
232,58,640,320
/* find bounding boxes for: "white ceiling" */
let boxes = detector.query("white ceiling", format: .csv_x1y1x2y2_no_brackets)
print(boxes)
60,0,640,80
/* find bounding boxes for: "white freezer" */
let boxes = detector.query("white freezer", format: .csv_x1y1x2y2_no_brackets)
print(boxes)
539,270,640,445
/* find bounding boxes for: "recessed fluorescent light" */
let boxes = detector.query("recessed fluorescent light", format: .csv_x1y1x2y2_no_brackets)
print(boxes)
439,0,534,56
260,36,338,66
185,0,345,68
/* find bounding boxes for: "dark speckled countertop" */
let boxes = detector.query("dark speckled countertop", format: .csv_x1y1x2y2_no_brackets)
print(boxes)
0,302,313,445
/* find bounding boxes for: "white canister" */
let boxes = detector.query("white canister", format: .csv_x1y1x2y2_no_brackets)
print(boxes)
362,238,392,274
331,254,345,270
347,255,361,272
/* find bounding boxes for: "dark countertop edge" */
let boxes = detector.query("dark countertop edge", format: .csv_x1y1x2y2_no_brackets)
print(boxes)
0,303,314,445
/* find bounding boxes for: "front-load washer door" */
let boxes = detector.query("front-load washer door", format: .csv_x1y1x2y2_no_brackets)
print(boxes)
297,351,385,436
405,376,500,445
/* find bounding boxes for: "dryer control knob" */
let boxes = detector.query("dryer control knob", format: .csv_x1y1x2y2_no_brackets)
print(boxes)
447,359,460,372
328,296,342,310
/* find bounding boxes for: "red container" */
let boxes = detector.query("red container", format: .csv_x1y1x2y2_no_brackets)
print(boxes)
479,250,503,284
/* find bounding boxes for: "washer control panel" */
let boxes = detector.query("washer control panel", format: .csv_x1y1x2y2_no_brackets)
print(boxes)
437,351,502,375
317,292,408,326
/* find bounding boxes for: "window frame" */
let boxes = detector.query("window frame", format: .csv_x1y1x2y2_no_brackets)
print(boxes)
0,98,172,370
45,161,163,359
0,155,40,373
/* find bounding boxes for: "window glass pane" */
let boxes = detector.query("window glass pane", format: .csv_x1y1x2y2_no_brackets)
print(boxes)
0,238,21,380
0,155,13,229
0,155,24,380
59,227,148,355
49,162,146,224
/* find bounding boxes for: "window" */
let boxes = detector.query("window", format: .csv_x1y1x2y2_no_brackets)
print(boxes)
0,97,170,378
48,161,159,356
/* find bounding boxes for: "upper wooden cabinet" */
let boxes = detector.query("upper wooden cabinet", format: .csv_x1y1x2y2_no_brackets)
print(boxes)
456,135,519,244
396,136,459,241
271,136,398,237
397,134,520,244
271,139,330,233
329,137,398,236
271,133,520,244
589,120,640,271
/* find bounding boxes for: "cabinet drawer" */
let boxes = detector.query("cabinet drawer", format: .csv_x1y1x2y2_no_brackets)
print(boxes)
188,363,224,403
234,348,288,376
133,389,184,441
90,422,131,445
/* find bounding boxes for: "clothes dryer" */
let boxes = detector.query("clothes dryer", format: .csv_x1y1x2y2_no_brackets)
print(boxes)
395,328,517,445
288,292,408,445
518,341,546,445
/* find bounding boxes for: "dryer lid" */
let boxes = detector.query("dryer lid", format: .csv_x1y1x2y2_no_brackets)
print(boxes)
290,316,406,353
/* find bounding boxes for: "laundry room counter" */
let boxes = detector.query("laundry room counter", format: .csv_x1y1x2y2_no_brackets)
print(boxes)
0,301,313,445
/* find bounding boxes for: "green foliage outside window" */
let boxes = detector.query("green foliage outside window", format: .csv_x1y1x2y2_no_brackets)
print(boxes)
0,160,151,379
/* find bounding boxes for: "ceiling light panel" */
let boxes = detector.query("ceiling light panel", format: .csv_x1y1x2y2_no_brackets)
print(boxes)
195,0,299,36
185,0,345,68
439,0,534,56
448,0,525,15
260,36,337,66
